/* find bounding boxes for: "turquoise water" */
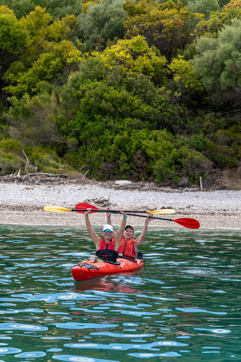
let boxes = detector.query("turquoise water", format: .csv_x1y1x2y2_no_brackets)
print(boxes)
0,224,240,361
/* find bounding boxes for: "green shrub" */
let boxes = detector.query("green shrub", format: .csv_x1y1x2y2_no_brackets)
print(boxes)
188,0,220,19
0,151,24,174
215,129,231,145
24,146,74,174
205,142,238,167
0,138,22,152
142,130,178,183
178,145,213,182
187,133,210,152
6,93,62,146
187,132,239,168
201,113,225,135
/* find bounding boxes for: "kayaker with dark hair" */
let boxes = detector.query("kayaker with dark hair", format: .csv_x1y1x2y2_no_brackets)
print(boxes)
85,208,127,262
107,212,153,259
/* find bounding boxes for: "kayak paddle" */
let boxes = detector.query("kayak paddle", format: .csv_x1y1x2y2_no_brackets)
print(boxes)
74,202,176,214
44,203,199,228
125,213,200,229
44,202,176,215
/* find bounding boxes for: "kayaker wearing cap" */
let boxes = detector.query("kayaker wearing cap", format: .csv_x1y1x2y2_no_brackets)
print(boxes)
107,212,153,259
85,208,127,262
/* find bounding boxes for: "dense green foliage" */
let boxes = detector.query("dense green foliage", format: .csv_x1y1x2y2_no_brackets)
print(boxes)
193,19,241,91
78,0,126,50
0,0,240,185
0,0,82,18
187,0,220,19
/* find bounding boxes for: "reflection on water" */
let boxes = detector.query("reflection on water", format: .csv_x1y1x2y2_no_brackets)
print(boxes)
75,272,143,293
0,225,240,361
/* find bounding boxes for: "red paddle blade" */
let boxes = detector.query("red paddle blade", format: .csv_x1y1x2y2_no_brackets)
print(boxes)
74,202,99,213
174,218,200,229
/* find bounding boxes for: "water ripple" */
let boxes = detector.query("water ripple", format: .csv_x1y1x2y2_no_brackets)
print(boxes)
0,226,240,361
0,323,47,331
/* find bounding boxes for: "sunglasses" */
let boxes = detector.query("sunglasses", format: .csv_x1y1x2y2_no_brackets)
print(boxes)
103,230,113,233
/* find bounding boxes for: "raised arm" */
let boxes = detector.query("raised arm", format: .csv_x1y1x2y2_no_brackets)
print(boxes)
106,208,111,224
135,215,153,248
115,210,127,250
85,209,100,250
106,208,117,238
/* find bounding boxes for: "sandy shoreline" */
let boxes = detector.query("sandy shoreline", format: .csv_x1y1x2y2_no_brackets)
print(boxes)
0,181,240,230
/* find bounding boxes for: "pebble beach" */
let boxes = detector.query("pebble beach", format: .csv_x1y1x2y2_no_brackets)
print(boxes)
0,180,240,230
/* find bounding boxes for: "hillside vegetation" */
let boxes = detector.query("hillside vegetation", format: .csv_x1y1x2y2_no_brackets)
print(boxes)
0,0,241,187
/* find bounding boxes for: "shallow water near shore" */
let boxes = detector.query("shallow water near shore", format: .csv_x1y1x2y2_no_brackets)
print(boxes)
0,225,240,361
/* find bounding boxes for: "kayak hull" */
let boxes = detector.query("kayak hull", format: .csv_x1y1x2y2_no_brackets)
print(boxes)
72,257,144,281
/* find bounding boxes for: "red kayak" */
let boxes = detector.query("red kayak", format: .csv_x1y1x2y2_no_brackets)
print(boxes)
72,257,144,281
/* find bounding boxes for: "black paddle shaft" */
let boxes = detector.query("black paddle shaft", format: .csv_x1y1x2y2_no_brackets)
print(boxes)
125,213,172,221
73,209,151,214
73,209,172,220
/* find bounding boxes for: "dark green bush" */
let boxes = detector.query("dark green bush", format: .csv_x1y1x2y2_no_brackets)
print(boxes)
177,145,213,182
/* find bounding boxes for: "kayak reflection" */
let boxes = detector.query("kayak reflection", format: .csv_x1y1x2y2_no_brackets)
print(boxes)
74,271,143,293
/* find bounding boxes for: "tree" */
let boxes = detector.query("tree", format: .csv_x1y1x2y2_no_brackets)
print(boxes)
123,0,202,59
192,19,241,91
1,0,82,19
192,19,241,110
4,40,81,96
194,3,241,38
6,92,61,146
0,6,29,54
168,55,204,105
0,0,35,18
78,0,126,50
0,6,30,103
47,14,78,42
187,0,220,19
42,0,82,19
169,56,203,91
3,7,80,97
95,35,168,84
223,0,241,9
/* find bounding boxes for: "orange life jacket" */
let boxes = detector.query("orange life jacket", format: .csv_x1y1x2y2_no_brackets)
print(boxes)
99,238,115,251
118,237,136,258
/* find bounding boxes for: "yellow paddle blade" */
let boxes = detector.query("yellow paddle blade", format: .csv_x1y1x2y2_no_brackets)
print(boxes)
44,205,72,212
147,209,176,215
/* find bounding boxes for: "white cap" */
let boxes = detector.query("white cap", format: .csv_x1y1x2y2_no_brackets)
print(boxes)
103,224,113,232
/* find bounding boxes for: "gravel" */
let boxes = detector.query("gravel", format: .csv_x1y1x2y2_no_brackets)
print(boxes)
0,182,240,229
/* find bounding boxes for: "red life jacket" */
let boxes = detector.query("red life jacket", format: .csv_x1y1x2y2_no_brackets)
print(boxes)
99,238,115,251
118,237,136,258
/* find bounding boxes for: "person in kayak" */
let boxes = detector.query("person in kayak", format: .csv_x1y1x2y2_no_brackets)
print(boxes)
85,208,127,262
107,211,153,260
